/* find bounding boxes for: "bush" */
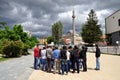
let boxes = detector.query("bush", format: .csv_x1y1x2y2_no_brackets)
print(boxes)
0,24,38,58
2,39,24,57
21,44,30,55
0,39,11,55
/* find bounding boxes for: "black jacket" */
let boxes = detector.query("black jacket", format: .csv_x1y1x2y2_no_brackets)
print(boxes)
79,50,86,59
95,48,101,58
60,49,67,59
72,49,80,59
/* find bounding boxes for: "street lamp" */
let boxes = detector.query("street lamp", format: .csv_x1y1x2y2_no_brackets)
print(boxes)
93,43,96,52
116,41,119,54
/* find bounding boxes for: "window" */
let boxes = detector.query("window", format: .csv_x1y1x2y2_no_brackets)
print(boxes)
118,19,120,26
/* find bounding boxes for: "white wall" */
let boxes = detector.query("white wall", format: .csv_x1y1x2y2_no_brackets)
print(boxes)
106,10,120,34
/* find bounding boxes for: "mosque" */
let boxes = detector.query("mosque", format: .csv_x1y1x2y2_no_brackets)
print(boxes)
62,9,84,45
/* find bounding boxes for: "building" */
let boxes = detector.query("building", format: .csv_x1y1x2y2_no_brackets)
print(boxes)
97,35,107,46
62,31,83,45
61,9,84,45
105,9,120,45
39,37,47,45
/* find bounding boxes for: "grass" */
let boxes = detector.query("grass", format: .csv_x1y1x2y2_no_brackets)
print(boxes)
0,57,10,62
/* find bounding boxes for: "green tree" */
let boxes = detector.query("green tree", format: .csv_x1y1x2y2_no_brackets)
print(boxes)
0,22,7,28
0,25,20,41
47,36,53,44
27,36,38,48
81,9,102,44
0,23,38,57
13,24,26,41
52,21,63,44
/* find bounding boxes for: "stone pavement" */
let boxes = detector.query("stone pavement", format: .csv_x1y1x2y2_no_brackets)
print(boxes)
0,49,34,80
28,52,120,80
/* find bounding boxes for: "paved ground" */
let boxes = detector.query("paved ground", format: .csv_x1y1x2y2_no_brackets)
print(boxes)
0,49,34,80
28,52,120,80
0,50,120,80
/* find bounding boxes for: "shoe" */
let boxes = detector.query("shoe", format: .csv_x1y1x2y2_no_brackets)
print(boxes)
95,68,100,70
83,70,87,72
72,71,75,73
35,68,39,70
59,72,61,74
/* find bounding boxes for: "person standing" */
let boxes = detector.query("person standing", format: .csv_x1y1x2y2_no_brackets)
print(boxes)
68,46,73,71
46,46,53,72
53,46,61,74
38,47,41,68
34,44,40,69
80,46,87,72
60,46,69,75
41,47,47,71
95,44,101,70
72,45,80,73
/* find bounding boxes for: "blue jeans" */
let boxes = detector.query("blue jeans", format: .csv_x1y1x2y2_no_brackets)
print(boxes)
67,60,71,71
73,58,79,73
41,59,47,70
79,59,83,69
39,57,42,67
96,57,100,70
61,59,68,74
34,57,39,69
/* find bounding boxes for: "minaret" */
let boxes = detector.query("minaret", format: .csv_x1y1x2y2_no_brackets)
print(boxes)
72,9,75,45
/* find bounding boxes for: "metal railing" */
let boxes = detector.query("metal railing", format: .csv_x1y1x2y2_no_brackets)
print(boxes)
87,46,120,54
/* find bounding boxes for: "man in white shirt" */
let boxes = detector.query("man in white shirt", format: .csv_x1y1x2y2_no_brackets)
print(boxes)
66,50,70,71
41,47,47,70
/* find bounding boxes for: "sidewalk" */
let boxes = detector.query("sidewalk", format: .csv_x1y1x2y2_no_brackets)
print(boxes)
28,52,120,80
0,49,34,80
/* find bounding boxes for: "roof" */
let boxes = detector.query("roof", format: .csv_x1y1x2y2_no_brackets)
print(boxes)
105,9,120,19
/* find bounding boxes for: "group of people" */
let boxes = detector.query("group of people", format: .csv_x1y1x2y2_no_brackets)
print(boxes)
33,44,101,75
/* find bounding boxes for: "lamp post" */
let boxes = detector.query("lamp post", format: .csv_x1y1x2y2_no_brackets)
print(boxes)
93,43,95,52
116,41,119,54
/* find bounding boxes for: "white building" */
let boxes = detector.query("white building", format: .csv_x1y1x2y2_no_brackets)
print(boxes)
62,31,83,45
105,9,120,45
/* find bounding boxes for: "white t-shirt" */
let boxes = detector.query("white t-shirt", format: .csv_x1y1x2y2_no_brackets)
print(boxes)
41,49,46,59
66,51,70,60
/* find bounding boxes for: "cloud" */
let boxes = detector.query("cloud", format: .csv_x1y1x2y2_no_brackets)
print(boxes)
0,0,120,37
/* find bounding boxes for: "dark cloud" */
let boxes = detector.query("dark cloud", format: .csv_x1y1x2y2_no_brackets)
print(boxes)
0,0,120,37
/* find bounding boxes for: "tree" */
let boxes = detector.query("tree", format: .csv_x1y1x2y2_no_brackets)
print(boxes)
81,9,102,44
0,23,38,57
0,22,7,28
47,36,53,44
52,21,63,44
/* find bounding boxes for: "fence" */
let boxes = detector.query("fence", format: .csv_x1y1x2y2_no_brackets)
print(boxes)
87,46,120,54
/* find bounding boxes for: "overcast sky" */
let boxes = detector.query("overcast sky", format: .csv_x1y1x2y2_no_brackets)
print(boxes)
0,0,120,37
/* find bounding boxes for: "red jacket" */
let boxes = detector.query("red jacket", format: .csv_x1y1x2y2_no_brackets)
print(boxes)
34,47,40,58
